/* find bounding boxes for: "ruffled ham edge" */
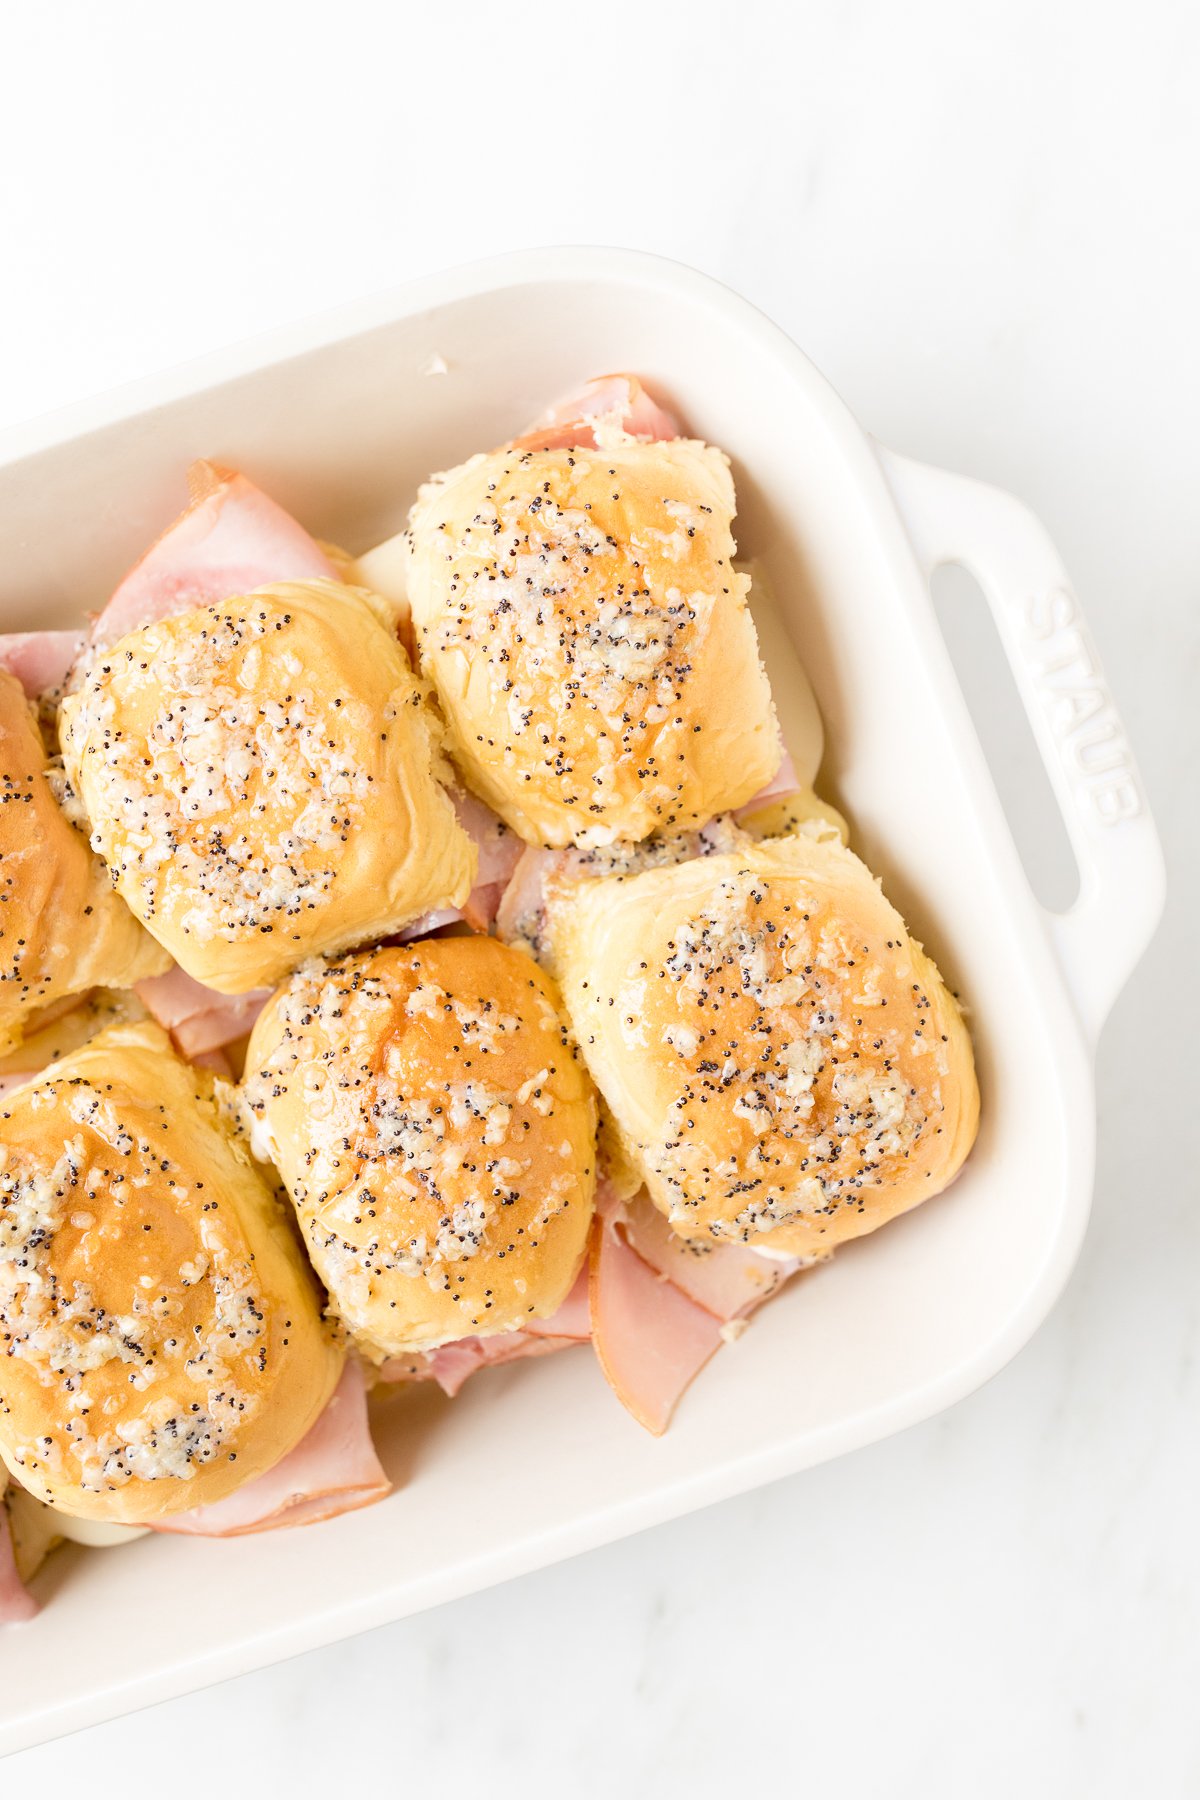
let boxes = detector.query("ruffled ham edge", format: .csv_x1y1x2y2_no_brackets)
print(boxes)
90,461,339,649
394,787,525,943
373,1182,803,1435
134,965,272,1059
374,1264,591,1398
588,1187,806,1435
507,374,680,453
0,462,341,746
0,630,85,703
149,1360,389,1538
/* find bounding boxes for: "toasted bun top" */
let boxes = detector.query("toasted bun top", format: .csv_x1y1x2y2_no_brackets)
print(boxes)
243,937,597,1355
59,581,475,994
0,671,167,1055
0,1020,342,1522
406,439,779,847
546,834,979,1256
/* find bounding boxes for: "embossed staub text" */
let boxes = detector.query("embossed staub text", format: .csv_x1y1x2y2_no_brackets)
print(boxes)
1024,586,1141,825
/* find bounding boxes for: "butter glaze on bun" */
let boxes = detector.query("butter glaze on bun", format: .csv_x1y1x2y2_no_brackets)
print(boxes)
0,670,168,1055
243,938,597,1355
59,580,474,994
0,1020,342,1522
406,438,779,847
545,834,978,1256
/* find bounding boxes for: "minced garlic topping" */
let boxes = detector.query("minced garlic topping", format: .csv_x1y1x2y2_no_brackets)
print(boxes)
413,444,759,843
243,948,593,1349
596,868,950,1242
0,1081,265,1493
64,605,374,944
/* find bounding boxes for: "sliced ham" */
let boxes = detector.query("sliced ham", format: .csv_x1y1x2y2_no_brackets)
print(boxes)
453,788,523,929
92,460,338,648
0,1500,38,1625
135,965,271,1058
151,1361,389,1537
734,740,802,819
376,1334,565,1399
510,373,680,453
619,1190,795,1322
394,790,525,940
0,1071,35,1102
0,629,85,700
523,1263,591,1340
589,1195,726,1436
589,1187,806,1434
424,1333,566,1398
376,1267,590,1396
460,883,505,932
454,788,523,889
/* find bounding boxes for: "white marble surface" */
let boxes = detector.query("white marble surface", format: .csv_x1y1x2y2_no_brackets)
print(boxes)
2,1,1196,1793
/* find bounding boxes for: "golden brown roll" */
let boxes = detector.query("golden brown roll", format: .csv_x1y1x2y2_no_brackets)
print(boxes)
243,937,598,1356
59,580,475,994
0,670,168,1056
0,1020,342,1523
406,438,780,847
545,833,978,1257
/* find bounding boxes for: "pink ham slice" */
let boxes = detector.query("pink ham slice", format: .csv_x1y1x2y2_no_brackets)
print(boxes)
395,791,525,941
523,1263,590,1340
454,788,524,929
734,740,802,819
0,629,85,700
92,460,338,648
618,1191,796,1321
423,1333,566,1399
151,1361,389,1537
589,1195,726,1436
376,1265,591,1397
135,965,271,1058
509,373,680,453
589,1188,806,1434
376,1335,563,1400
0,1503,38,1625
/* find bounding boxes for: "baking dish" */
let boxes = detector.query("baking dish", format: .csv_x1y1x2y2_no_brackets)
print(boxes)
0,248,1163,1752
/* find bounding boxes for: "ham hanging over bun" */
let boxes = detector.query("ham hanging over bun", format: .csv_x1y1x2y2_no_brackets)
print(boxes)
0,629,85,701
91,460,338,647
150,1362,389,1537
588,1187,805,1435
135,964,271,1058
375,1267,591,1398
509,373,680,452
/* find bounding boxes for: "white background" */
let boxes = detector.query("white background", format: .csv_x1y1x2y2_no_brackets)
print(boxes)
2,1,1196,1794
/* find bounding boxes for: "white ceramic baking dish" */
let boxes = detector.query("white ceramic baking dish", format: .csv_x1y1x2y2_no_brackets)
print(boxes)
0,249,1163,1753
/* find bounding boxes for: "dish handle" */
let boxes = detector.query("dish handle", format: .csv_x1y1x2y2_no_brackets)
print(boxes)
876,447,1165,1047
